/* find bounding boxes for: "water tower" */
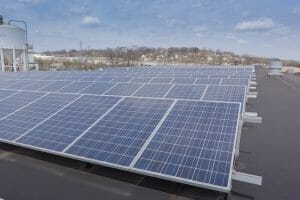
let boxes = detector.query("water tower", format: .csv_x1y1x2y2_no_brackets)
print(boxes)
0,15,28,71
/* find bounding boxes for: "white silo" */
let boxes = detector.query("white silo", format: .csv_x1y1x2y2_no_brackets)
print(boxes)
0,15,28,71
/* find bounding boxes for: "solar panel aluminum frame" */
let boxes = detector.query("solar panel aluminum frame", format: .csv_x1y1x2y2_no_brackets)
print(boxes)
0,96,174,172
0,137,132,171
129,101,242,193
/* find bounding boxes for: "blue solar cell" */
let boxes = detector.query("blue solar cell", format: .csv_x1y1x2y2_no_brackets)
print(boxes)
79,76,99,82
111,76,133,82
65,97,173,167
133,84,172,98
221,78,249,86
22,80,53,91
190,74,210,79
130,77,152,83
104,83,142,96
80,82,116,95
171,78,195,84
39,81,71,92
195,78,221,85
150,77,173,84
0,89,17,100
202,85,246,104
209,75,229,79
58,81,93,93
7,80,34,90
166,85,207,100
0,79,22,88
0,93,79,141
0,91,45,119
95,76,115,82
17,95,121,151
133,100,240,188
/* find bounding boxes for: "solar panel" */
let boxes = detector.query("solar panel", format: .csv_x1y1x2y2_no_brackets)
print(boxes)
104,83,142,96
111,76,133,82
95,76,115,82
130,77,152,83
195,78,221,85
39,81,71,92
0,89,18,100
132,100,240,191
209,75,229,79
150,77,173,84
202,85,246,104
16,95,121,151
0,66,251,193
7,80,34,90
65,97,173,167
221,78,249,86
0,93,79,141
58,81,93,93
171,78,195,84
133,84,172,98
80,82,116,95
166,85,207,100
0,91,45,119
22,80,53,91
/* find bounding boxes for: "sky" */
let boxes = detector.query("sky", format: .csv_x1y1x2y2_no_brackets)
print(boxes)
1,0,300,60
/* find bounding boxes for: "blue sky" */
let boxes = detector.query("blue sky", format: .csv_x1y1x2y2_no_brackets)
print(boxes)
1,0,300,60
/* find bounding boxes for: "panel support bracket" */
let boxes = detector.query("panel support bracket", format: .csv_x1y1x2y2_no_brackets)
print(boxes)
250,81,257,86
232,170,262,185
242,112,262,123
247,91,257,99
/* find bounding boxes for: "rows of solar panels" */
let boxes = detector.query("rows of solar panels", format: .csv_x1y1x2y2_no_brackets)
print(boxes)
0,66,253,192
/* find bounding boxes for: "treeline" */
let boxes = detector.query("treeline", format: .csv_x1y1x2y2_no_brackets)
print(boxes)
41,47,300,68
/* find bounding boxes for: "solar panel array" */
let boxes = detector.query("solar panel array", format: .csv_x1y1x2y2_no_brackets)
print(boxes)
0,66,254,192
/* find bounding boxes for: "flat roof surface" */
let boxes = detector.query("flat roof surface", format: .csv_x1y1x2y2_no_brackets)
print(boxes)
1,66,300,200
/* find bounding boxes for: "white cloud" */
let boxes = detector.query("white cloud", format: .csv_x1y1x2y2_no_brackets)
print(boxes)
195,33,205,38
225,33,236,40
82,16,100,26
235,18,276,31
237,39,248,45
292,7,300,15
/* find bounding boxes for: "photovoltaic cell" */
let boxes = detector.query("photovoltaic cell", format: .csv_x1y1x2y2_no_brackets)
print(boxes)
202,85,246,104
80,82,116,95
66,97,173,167
58,81,93,93
195,78,221,85
133,84,172,98
95,76,115,82
130,77,152,83
17,95,121,151
133,100,240,189
104,83,142,96
171,78,195,84
0,93,78,141
39,81,71,92
209,75,229,79
150,77,173,84
111,76,133,82
7,80,35,90
22,80,53,91
221,78,249,86
166,85,206,100
0,91,45,119
0,89,17,100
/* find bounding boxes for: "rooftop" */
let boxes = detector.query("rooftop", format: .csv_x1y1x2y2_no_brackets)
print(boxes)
0,66,300,199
